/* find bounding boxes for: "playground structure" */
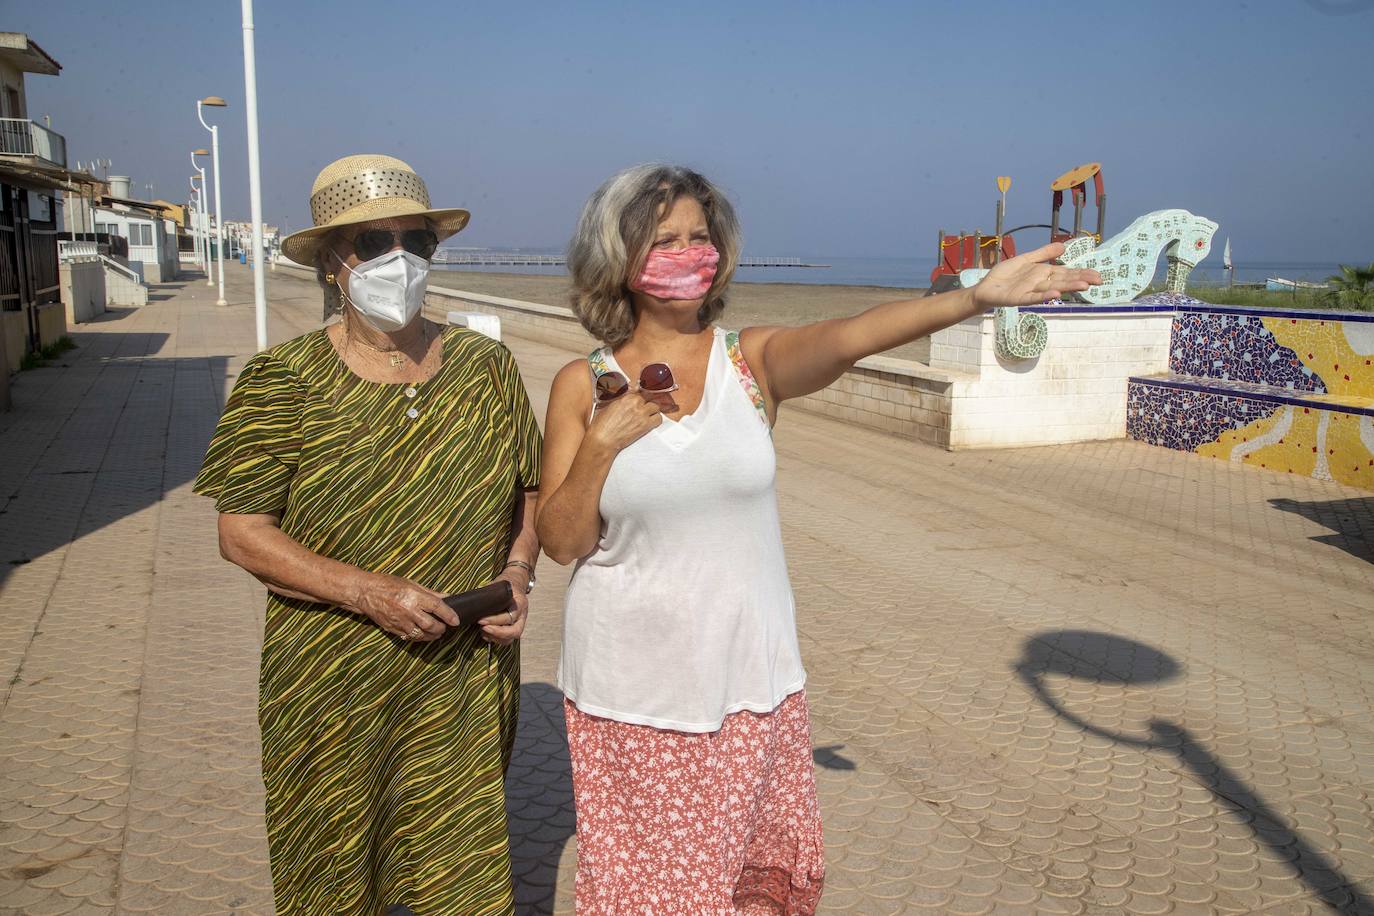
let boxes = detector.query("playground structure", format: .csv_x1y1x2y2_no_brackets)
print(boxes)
930,163,1108,289
932,164,1218,358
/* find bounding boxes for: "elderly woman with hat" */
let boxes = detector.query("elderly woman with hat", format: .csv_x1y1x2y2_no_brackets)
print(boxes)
194,155,542,915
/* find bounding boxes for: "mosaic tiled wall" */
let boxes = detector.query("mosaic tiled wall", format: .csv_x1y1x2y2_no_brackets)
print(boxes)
1127,382,1374,490
1129,307,1374,490
1169,310,1374,400
1170,313,1325,392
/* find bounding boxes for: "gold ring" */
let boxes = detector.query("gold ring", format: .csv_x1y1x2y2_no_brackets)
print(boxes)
508,610,516,625
405,625,422,641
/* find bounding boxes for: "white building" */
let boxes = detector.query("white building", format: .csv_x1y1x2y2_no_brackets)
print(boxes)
87,186,178,283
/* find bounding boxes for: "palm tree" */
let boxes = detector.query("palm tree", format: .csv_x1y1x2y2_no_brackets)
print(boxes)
1322,262,1374,311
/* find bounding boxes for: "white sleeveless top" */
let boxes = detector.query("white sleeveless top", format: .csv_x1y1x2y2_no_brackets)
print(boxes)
557,327,807,732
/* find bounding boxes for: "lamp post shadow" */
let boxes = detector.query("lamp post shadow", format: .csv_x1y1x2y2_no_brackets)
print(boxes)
1016,631,1373,914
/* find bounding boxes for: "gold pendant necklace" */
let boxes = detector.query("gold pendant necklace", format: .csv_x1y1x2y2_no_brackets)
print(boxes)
347,318,428,370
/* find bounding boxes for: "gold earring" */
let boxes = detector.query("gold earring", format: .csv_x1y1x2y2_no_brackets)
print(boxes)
326,273,335,283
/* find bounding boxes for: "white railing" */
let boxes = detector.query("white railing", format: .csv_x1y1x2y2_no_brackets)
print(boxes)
100,255,143,284
0,119,67,167
59,240,100,262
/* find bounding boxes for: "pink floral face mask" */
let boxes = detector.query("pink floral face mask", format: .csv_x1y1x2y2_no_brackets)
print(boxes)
630,244,720,300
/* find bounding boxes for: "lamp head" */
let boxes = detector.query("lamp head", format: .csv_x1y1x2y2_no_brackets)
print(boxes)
193,148,210,157
200,96,228,107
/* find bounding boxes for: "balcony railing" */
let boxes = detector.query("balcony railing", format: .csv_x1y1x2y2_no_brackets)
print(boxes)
0,118,67,168
58,240,100,262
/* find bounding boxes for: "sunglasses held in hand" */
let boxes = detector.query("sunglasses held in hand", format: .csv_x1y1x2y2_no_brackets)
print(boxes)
595,363,678,403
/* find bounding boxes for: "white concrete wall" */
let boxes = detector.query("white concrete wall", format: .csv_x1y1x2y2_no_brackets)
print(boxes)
36,302,66,350
931,311,1174,448
102,261,149,307
60,260,106,324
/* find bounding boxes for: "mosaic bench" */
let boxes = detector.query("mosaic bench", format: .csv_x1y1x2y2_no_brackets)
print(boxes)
1126,303,1374,490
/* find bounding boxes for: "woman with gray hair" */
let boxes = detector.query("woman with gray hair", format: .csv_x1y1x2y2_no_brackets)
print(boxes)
195,155,542,914
537,163,1100,912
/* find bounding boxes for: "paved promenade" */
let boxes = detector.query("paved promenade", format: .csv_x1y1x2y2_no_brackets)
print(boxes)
2,264,1372,914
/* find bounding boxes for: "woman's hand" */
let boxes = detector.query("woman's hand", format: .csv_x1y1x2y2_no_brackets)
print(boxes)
970,243,1102,311
476,567,531,646
584,392,662,453
352,573,459,642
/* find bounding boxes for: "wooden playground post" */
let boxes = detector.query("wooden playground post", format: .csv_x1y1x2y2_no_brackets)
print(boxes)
994,201,1005,264
994,175,1011,265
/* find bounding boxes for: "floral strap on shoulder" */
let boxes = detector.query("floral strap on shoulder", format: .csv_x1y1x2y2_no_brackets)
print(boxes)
587,346,613,378
724,330,770,431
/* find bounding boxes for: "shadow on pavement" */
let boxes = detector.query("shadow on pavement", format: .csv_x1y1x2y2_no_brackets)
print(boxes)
0,331,226,592
1271,497,1374,564
506,682,575,914
1016,630,1374,914
812,744,856,770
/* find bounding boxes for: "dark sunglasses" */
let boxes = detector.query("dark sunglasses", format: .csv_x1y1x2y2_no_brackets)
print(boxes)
351,228,439,262
595,363,678,403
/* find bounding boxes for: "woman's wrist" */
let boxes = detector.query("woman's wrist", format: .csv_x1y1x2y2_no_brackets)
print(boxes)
338,564,378,614
964,285,989,315
500,561,534,593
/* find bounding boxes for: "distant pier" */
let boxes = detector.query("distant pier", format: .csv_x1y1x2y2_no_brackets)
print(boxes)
432,251,830,268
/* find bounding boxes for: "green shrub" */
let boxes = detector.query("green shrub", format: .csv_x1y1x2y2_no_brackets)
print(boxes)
1319,263,1374,312
17,336,78,370
39,336,77,360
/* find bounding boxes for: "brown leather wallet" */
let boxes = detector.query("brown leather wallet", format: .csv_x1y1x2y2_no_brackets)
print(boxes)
442,580,513,628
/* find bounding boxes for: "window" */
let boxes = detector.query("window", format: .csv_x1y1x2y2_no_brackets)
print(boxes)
27,192,51,223
131,223,152,247
95,222,115,237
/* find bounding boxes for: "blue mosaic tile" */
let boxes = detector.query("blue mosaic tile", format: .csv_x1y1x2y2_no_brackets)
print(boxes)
1126,380,1281,451
1135,291,1207,307
1168,313,1326,393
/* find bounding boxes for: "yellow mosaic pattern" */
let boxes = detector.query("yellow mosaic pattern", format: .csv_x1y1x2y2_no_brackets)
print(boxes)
1264,316,1374,400
1199,404,1374,490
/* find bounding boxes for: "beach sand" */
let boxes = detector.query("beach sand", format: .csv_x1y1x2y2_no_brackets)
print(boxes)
427,270,933,363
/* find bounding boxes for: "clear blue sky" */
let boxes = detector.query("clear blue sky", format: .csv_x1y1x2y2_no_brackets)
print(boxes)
11,0,1374,262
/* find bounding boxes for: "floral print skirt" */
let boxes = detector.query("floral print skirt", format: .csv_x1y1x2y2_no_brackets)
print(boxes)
564,690,825,915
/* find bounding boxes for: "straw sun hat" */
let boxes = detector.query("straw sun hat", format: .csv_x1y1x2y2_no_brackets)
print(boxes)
280,154,470,264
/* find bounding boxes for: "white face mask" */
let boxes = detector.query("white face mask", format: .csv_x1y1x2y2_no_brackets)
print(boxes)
336,248,430,332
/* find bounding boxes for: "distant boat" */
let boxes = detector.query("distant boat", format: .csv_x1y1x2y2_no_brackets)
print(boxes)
1266,276,1329,292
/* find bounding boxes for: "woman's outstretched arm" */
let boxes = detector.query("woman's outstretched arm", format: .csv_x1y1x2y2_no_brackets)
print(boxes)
748,243,1101,405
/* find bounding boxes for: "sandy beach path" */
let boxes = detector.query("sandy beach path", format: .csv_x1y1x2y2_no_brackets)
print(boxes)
427,269,933,363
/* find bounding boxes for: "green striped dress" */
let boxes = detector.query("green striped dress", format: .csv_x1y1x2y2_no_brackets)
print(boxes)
194,325,542,915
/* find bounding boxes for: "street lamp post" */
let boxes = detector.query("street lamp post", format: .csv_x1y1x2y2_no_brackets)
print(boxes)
192,150,212,284
189,176,204,275
197,96,229,306
241,0,267,351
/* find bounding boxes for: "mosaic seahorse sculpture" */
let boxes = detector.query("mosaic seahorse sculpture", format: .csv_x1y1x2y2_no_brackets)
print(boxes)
993,306,1048,360
1056,208,1218,303
958,208,1219,359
